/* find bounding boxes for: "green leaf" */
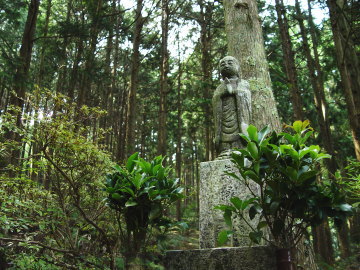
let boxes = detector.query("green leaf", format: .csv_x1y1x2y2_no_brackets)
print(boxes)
126,152,139,172
244,170,260,183
247,142,259,159
239,134,251,143
293,120,303,133
285,166,298,181
231,152,245,168
225,171,241,181
241,197,256,210
258,125,270,145
120,187,135,197
270,201,280,214
106,187,116,193
111,193,122,201
299,148,312,159
247,125,258,142
125,200,138,207
138,160,151,174
218,230,232,246
337,203,352,212
301,120,311,131
157,167,165,180
253,161,260,174
299,130,313,145
230,197,243,210
249,230,263,244
113,164,123,173
152,164,161,175
224,209,233,227
315,153,331,161
257,221,268,230
281,133,296,145
249,205,261,220
298,170,316,184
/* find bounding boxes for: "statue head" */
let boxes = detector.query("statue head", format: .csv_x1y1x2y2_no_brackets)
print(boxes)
219,56,240,79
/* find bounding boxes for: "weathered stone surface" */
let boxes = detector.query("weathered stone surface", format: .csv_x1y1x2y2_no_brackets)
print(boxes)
164,246,276,270
213,56,251,157
199,159,260,248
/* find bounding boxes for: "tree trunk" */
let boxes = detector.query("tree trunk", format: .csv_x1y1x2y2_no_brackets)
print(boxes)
100,0,115,142
117,54,130,162
176,49,182,221
338,223,351,258
157,0,169,157
224,0,281,131
56,0,72,94
109,0,121,148
126,0,144,157
6,0,40,169
312,220,335,265
275,0,303,121
36,0,52,87
294,0,337,174
77,0,103,108
198,0,214,161
68,29,84,101
327,0,360,161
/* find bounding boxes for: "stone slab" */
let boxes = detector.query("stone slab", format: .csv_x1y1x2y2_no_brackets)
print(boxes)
199,159,260,248
164,246,276,270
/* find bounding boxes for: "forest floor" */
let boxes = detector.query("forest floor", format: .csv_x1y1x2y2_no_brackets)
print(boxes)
165,228,199,250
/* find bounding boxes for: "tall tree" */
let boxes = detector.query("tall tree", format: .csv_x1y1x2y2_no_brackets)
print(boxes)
197,0,216,161
36,0,52,87
6,0,40,168
294,0,337,263
327,0,360,161
77,0,103,108
295,0,337,173
55,0,72,94
223,0,281,131
125,0,145,157
275,0,304,121
157,0,170,156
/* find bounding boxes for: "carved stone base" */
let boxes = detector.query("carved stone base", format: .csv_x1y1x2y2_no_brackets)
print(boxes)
164,246,276,270
199,159,260,248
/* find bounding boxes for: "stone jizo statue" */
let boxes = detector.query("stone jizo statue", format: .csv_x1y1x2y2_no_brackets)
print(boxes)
213,56,251,157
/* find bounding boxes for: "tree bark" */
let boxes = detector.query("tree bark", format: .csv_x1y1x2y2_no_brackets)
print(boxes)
224,0,281,131
275,0,303,121
198,0,214,161
327,0,360,161
176,48,183,221
312,220,335,265
6,0,40,169
338,223,351,258
157,0,170,157
294,0,337,174
77,0,103,108
125,0,144,157
56,0,72,94
36,0,52,87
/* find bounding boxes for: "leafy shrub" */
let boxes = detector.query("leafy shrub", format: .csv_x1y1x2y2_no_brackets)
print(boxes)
216,121,353,248
105,153,184,266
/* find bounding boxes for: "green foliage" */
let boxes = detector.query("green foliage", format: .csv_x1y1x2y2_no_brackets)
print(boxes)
335,159,360,207
216,121,353,248
105,152,184,262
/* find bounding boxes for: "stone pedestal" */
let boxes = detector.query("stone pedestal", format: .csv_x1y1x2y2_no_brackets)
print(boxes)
164,246,276,270
199,159,260,248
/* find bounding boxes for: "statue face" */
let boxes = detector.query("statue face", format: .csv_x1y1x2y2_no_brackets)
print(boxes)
220,56,240,79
